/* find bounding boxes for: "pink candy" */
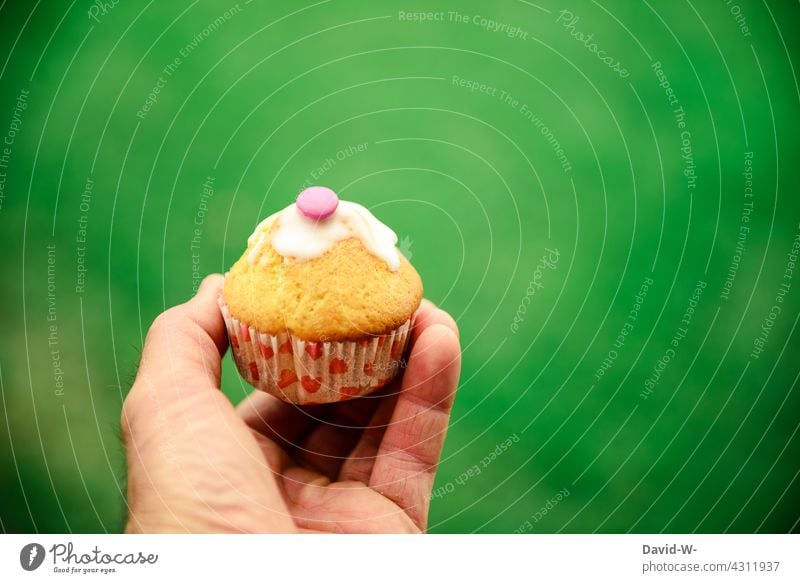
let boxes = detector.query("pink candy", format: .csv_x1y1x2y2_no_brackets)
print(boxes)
296,186,339,221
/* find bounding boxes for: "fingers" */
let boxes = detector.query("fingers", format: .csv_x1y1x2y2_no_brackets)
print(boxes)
338,301,458,483
237,389,376,454
337,393,398,483
412,299,459,344
368,321,461,530
235,297,462,508
237,391,317,447
238,299,459,476
291,392,386,478
339,300,459,483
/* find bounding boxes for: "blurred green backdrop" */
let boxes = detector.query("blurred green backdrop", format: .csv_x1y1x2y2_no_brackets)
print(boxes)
1,0,799,533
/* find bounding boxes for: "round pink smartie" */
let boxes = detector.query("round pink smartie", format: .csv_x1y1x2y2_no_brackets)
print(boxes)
296,186,339,221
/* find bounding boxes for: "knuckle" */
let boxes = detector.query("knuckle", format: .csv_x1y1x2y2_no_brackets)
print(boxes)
148,307,182,337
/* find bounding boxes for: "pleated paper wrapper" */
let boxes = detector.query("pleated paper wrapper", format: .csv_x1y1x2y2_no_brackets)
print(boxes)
218,296,412,404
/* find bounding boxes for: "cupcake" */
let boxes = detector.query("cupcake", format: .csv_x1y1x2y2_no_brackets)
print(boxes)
219,186,423,405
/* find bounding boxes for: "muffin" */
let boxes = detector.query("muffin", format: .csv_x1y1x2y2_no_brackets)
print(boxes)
219,186,423,404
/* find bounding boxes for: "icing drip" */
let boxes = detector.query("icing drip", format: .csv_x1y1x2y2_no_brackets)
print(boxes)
247,200,401,271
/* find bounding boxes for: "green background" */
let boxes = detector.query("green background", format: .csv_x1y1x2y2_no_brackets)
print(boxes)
1,0,799,533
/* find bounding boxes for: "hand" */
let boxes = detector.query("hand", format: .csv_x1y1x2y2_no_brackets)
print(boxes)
122,274,461,533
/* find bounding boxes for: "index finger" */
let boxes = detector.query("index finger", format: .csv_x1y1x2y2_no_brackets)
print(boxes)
368,321,461,530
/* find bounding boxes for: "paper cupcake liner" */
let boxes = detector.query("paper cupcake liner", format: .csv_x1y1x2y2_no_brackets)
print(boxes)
218,295,413,405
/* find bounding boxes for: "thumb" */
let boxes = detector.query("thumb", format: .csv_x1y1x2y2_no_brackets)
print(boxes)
121,275,293,532
122,274,228,443
122,274,227,444
138,274,227,387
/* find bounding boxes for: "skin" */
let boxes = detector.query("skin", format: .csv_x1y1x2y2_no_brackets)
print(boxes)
122,274,461,533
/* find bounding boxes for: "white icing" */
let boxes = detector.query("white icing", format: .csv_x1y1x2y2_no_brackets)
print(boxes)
246,215,277,265
247,201,401,271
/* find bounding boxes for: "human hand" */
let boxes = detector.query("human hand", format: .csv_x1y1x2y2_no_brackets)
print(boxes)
122,274,461,533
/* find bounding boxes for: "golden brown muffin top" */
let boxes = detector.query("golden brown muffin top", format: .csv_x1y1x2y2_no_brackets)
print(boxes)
223,233,423,342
